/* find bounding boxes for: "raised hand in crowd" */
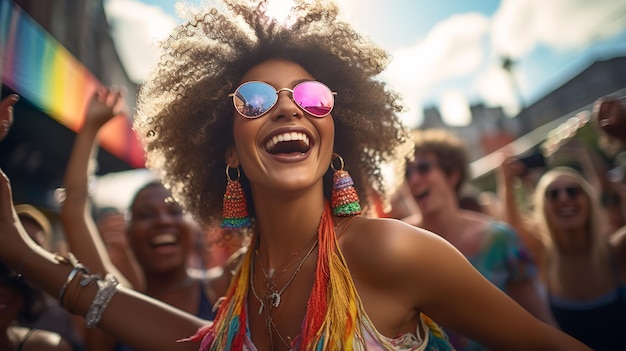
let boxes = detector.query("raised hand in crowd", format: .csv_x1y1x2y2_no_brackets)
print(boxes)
0,1,595,350
594,97,626,144
0,94,19,142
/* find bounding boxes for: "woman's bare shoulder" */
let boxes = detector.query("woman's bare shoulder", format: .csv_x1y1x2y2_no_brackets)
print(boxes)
339,216,459,283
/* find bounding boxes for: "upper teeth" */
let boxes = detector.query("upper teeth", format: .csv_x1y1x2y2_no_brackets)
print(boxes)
152,233,176,245
265,132,310,151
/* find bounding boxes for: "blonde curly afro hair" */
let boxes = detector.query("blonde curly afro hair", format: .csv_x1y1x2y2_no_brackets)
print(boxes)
135,0,410,228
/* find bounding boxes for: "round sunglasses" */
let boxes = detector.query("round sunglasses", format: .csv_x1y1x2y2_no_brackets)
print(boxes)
545,185,582,201
405,161,435,178
228,80,336,118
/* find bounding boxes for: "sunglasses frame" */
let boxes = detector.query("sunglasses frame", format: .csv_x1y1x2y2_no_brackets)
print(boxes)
228,80,337,119
545,186,582,201
406,160,436,177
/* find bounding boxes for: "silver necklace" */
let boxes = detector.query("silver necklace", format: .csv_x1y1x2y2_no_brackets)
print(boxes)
250,236,318,314
257,229,318,301
259,229,318,282
249,237,318,351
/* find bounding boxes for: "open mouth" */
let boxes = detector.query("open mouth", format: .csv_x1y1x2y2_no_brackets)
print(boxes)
150,233,178,248
264,132,311,155
555,206,578,218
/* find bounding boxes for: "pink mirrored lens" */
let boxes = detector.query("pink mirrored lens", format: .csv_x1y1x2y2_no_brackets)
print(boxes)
292,81,334,117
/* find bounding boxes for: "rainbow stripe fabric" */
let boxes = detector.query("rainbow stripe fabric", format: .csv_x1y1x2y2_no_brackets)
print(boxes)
0,0,145,168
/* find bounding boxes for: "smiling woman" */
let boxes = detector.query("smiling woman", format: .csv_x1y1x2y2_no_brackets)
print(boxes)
57,88,230,351
0,1,595,350
498,162,626,350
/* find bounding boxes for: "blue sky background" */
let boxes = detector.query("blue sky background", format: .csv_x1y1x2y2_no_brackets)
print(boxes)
103,0,626,127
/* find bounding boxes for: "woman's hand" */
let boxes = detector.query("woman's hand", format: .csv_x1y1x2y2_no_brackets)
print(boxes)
497,151,526,181
84,87,125,130
594,97,626,144
0,94,19,142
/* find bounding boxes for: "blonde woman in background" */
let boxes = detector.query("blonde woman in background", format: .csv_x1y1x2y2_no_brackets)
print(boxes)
499,162,626,350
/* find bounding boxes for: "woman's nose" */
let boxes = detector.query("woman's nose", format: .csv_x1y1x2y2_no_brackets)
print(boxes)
271,89,301,119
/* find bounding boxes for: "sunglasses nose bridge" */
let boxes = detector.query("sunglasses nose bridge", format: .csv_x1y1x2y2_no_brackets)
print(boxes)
273,87,301,115
276,88,294,103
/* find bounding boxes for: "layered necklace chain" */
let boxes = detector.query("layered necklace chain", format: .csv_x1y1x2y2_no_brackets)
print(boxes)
249,229,319,351
260,229,318,309
250,233,318,314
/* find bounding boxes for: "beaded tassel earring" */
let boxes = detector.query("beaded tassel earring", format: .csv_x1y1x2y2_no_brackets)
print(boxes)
221,165,252,229
330,153,362,216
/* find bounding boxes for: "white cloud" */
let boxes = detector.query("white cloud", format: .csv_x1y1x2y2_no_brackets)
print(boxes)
381,13,490,127
104,0,177,82
381,0,626,128
492,0,626,58
440,90,472,126
474,65,522,117
104,0,626,127
383,13,490,89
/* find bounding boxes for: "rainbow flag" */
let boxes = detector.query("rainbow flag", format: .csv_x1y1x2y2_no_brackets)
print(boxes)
0,0,145,168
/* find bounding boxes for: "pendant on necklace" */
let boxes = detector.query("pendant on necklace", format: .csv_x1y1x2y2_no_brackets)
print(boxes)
267,268,275,279
258,301,265,315
269,292,281,308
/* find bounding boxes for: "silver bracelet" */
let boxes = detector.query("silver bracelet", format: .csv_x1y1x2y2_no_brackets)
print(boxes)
85,274,119,328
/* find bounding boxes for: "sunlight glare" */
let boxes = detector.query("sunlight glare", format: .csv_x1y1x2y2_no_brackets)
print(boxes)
266,0,295,24
441,91,472,127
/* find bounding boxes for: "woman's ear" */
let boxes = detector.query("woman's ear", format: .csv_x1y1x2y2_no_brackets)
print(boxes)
224,147,239,167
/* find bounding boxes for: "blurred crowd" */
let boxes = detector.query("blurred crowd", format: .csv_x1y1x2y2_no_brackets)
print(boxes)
0,90,626,350
1,86,625,351
388,95,626,350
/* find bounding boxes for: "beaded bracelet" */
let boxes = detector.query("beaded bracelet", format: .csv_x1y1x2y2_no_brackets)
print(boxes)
85,274,119,328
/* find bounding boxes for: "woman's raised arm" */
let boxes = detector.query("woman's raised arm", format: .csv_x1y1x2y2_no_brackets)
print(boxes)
60,87,143,289
0,167,207,351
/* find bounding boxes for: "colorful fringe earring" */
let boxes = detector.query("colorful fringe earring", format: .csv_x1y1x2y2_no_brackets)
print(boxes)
221,165,252,229
330,153,362,216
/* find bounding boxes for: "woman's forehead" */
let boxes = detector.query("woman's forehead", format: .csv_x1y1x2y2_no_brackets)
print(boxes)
548,175,579,186
240,59,314,84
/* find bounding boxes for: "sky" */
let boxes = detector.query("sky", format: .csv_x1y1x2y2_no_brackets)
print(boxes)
103,0,626,128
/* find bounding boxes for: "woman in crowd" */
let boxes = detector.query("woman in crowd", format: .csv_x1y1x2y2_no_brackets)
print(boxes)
0,1,591,350
60,89,231,351
0,261,73,351
499,160,626,350
405,129,556,350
